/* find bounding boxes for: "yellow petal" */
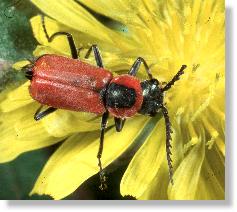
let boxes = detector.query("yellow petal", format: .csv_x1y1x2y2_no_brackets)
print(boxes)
195,158,224,199
30,15,134,71
30,116,149,199
0,97,101,162
77,0,144,27
33,45,63,57
30,15,111,54
167,136,205,200
0,82,33,112
120,116,167,198
0,103,62,163
41,110,102,137
31,0,135,51
12,60,31,71
31,0,112,44
138,161,169,200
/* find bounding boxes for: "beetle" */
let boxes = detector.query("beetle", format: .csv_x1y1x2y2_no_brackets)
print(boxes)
23,16,187,190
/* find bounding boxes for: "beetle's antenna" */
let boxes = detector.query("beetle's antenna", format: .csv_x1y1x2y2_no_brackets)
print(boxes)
161,65,187,92
161,104,174,185
41,15,50,40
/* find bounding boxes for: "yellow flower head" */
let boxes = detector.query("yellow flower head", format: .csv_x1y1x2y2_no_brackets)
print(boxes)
0,0,224,200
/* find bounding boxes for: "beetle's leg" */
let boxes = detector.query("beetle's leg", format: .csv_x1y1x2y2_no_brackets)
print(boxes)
84,45,103,68
114,117,126,132
41,15,78,59
161,65,187,92
34,105,57,121
161,104,174,185
97,110,109,190
77,47,84,58
128,57,153,79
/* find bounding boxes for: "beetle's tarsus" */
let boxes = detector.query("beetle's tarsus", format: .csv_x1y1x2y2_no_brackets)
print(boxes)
99,171,108,191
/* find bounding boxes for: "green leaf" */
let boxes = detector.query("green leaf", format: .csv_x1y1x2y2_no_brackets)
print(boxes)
0,0,40,90
0,146,54,200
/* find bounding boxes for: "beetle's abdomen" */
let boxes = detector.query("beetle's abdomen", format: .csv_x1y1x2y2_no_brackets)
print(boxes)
30,54,113,114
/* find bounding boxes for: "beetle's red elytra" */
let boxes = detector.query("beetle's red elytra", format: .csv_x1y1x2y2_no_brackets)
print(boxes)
22,15,187,190
30,54,113,114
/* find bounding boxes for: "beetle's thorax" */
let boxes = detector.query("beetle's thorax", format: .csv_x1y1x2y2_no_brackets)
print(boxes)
104,74,143,118
138,79,164,116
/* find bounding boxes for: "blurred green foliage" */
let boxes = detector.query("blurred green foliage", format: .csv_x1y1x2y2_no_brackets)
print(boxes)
0,0,38,90
0,0,37,61
0,148,53,200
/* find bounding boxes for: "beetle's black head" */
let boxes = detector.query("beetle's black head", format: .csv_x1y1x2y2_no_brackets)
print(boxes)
22,63,33,80
138,79,164,116
138,65,187,116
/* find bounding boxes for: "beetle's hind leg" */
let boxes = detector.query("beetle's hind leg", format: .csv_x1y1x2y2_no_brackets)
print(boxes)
34,105,57,121
41,15,78,59
84,45,104,68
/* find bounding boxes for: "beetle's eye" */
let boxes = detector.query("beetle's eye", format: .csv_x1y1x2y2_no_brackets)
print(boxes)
150,79,159,85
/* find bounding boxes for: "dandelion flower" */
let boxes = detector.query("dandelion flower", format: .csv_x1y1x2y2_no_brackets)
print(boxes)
0,0,224,200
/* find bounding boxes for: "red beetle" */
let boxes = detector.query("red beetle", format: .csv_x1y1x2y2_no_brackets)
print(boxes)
23,16,186,190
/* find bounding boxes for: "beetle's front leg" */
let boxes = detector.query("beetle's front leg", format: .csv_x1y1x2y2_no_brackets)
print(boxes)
128,57,153,79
